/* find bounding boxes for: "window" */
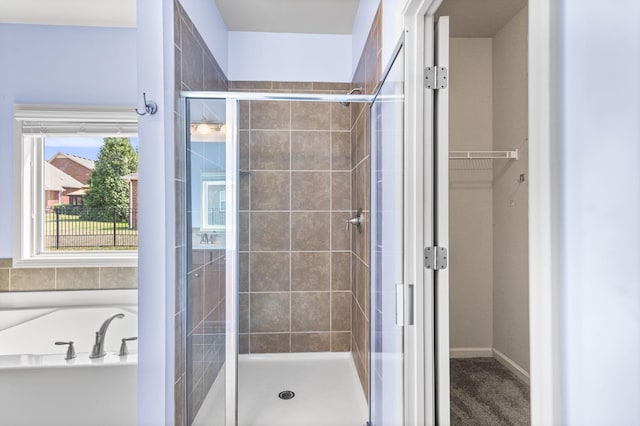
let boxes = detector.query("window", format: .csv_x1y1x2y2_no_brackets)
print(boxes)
201,178,226,230
13,105,138,267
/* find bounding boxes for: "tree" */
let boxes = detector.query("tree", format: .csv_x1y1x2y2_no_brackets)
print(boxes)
83,137,137,222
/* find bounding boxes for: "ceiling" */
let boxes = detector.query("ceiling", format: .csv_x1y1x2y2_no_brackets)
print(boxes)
436,0,527,37
0,0,135,27
214,0,360,34
0,0,526,37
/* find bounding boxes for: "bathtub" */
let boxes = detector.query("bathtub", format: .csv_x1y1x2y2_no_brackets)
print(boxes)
0,290,137,426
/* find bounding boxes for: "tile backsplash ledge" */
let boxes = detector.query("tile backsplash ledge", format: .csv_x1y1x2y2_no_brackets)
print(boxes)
0,259,137,291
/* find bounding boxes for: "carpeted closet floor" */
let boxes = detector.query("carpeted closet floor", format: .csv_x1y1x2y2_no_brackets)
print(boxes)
450,358,530,426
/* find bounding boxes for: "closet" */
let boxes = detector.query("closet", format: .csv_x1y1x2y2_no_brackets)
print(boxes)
440,1,531,424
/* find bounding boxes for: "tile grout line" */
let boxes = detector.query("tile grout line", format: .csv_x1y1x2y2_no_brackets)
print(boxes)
247,102,252,355
289,97,293,353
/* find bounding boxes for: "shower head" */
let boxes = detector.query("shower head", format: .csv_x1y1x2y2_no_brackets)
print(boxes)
340,87,363,107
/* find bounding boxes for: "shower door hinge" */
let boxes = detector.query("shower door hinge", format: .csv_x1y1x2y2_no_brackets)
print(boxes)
424,66,448,89
424,246,448,270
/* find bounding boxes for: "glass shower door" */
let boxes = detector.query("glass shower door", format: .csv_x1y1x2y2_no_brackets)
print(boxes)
370,42,405,426
186,98,238,426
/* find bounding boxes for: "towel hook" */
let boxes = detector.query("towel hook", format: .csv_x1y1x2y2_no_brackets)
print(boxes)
135,92,158,116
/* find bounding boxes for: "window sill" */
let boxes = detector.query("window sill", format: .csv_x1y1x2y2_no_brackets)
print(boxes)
12,252,137,269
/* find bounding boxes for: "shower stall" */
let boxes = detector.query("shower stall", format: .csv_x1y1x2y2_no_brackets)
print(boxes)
179,41,405,426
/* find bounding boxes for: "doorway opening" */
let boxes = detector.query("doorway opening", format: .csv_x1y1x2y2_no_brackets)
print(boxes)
438,1,531,424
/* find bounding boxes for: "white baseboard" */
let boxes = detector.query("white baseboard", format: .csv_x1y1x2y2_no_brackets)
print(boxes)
449,347,531,385
450,347,493,358
492,348,530,385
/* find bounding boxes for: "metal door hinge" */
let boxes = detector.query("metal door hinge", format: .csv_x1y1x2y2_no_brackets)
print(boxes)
425,246,448,270
424,66,448,89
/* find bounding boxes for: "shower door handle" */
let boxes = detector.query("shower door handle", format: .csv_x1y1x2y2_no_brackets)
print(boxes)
395,284,404,326
395,284,414,327
407,284,414,326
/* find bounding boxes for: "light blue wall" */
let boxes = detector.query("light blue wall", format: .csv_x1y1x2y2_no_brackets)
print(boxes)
190,142,225,228
228,31,352,82
134,0,174,422
560,0,640,423
0,23,137,258
351,0,379,73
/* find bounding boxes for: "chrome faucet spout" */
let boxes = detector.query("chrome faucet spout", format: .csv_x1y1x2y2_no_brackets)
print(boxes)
90,313,125,359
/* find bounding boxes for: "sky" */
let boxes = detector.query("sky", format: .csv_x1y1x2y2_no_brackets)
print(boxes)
44,136,139,161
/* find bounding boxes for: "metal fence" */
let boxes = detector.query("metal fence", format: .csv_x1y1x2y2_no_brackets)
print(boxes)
45,206,138,250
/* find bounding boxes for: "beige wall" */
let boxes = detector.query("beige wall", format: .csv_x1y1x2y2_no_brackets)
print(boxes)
448,7,529,375
449,38,494,350
492,7,529,372
230,81,353,356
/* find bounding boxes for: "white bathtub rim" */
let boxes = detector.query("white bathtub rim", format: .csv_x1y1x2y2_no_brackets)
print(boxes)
0,289,137,310
0,352,138,370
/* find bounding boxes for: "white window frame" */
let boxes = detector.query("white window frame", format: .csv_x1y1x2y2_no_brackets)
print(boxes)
201,179,226,231
13,104,138,268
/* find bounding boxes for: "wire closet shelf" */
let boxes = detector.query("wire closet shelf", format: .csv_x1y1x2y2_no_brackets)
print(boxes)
448,149,518,160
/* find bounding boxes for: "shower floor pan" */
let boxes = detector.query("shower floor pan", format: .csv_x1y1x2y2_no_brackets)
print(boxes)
194,352,368,426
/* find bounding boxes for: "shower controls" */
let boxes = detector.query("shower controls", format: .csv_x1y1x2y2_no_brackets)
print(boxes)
54,341,76,360
119,337,138,357
345,208,363,233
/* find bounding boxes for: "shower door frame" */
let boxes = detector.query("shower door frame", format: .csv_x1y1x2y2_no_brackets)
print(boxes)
182,96,240,426
182,90,374,426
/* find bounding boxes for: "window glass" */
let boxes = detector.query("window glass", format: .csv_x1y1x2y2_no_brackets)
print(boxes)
43,136,139,251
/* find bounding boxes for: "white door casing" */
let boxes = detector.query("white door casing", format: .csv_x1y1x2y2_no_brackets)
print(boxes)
433,16,450,425
399,1,445,424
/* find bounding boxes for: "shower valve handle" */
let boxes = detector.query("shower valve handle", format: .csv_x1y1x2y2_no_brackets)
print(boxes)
345,208,363,233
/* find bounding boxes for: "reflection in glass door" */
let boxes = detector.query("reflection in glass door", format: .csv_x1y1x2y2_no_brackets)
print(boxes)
370,42,405,426
185,98,238,426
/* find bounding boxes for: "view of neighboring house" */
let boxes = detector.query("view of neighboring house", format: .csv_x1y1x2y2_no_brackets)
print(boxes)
48,152,95,184
44,161,85,206
44,152,96,206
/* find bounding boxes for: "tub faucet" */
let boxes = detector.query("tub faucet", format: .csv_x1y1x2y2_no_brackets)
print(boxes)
90,313,125,359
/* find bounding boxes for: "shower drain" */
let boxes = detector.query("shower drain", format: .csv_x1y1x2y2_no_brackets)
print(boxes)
278,390,295,400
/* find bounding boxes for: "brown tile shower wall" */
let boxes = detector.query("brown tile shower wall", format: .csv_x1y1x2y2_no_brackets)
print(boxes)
173,2,228,425
0,260,137,291
230,81,354,354
350,4,382,401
